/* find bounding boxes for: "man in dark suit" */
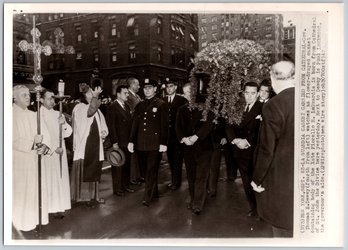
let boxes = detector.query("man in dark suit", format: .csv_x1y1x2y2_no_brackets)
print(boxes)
164,80,188,190
226,81,263,217
252,61,295,237
125,77,143,184
106,85,134,196
128,79,169,207
176,101,214,215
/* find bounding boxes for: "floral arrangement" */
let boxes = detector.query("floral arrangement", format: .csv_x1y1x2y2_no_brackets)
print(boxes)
189,39,271,125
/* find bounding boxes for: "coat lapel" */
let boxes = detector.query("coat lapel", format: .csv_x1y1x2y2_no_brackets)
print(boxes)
239,102,261,127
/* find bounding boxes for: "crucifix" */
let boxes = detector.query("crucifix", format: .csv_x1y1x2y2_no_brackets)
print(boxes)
18,15,52,237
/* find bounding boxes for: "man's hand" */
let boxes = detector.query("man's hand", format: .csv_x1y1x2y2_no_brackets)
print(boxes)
36,144,48,155
34,134,43,144
91,86,103,98
181,137,193,146
232,138,241,145
220,138,227,146
127,143,134,153
58,115,65,125
159,145,167,152
55,147,63,155
100,130,107,139
236,139,250,149
251,181,265,193
188,134,198,145
113,143,119,150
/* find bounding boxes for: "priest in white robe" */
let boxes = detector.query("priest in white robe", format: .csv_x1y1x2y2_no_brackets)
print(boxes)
13,85,51,232
40,89,72,217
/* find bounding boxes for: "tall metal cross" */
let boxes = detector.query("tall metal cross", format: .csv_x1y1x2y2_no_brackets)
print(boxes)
43,27,75,54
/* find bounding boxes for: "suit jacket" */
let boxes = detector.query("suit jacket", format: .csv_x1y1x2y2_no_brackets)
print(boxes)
252,87,294,230
125,91,141,114
175,104,214,152
129,97,169,151
163,94,188,143
226,101,263,159
106,101,132,148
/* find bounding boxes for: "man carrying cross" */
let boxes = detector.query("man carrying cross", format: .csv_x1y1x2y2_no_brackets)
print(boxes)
40,89,72,218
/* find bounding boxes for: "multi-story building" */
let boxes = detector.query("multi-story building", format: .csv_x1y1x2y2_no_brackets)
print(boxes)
13,13,199,97
283,24,296,62
198,14,284,62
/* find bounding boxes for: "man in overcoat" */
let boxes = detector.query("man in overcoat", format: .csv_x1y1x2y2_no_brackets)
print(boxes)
128,79,168,206
163,79,188,190
226,81,263,217
252,61,295,237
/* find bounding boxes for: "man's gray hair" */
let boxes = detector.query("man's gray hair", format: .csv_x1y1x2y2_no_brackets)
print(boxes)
270,61,295,81
13,85,29,98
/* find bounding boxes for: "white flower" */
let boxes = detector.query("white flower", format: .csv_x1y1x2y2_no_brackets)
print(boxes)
152,107,157,113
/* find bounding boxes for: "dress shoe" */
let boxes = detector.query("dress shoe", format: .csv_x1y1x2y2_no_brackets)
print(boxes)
52,212,65,219
114,191,125,196
142,201,150,207
167,183,173,188
192,208,201,215
124,188,135,193
247,209,257,217
130,180,138,185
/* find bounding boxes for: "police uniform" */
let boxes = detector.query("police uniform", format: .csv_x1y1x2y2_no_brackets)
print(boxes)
129,81,169,205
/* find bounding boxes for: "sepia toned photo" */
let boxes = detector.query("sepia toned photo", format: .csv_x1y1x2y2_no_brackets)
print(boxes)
3,3,344,247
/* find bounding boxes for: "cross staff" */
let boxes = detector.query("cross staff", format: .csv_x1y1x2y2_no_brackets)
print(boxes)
53,80,70,178
18,15,52,237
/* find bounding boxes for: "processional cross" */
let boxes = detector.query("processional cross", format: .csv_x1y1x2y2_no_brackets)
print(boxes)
18,15,74,236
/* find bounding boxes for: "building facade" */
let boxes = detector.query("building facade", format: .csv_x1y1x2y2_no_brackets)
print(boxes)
13,13,199,98
283,24,296,62
198,14,285,63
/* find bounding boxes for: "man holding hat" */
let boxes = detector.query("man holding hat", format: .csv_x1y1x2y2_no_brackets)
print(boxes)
106,84,134,196
128,78,169,207
163,79,187,190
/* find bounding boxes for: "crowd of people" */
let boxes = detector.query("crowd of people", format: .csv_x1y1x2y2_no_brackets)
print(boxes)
12,60,295,237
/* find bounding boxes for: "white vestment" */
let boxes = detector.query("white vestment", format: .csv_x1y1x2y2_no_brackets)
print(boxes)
13,104,51,231
72,103,108,162
41,106,72,213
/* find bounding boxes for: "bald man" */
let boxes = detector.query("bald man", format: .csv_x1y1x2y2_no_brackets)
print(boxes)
252,61,295,237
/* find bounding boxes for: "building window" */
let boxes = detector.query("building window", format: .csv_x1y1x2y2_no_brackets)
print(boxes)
134,23,139,36
201,34,207,40
76,52,82,60
157,17,162,35
48,15,52,21
93,49,99,63
77,34,82,42
202,41,207,48
111,49,117,63
211,16,217,22
54,14,58,20
94,31,99,39
201,26,207,34
265,16,272,22
129,44,136,61
60,13,64,18
48,61,54,70
226,21,230,27
171,48,175,64
111,23,117,36
201,18,207,24
212,25,217,31
157,44,163,62
266,26,272,32
265,33,272,38
171,22,185,41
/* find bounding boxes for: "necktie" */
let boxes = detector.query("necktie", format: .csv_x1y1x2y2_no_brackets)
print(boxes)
168,96,172,103
245,104,250,113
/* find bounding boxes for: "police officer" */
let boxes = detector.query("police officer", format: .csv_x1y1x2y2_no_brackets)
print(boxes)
128,79,169,207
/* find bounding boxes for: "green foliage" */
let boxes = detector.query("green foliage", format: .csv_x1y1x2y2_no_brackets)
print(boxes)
189,39,271,125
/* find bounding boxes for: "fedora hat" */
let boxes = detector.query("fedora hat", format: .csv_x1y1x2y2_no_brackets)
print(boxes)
106,148,126,167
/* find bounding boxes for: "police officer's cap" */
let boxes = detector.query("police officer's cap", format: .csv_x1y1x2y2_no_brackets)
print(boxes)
143,78,158,87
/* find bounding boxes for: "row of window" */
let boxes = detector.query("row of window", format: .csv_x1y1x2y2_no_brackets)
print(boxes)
201,15,274,25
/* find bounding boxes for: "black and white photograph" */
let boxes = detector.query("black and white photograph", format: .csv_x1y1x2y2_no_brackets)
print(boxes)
3,3,344,247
